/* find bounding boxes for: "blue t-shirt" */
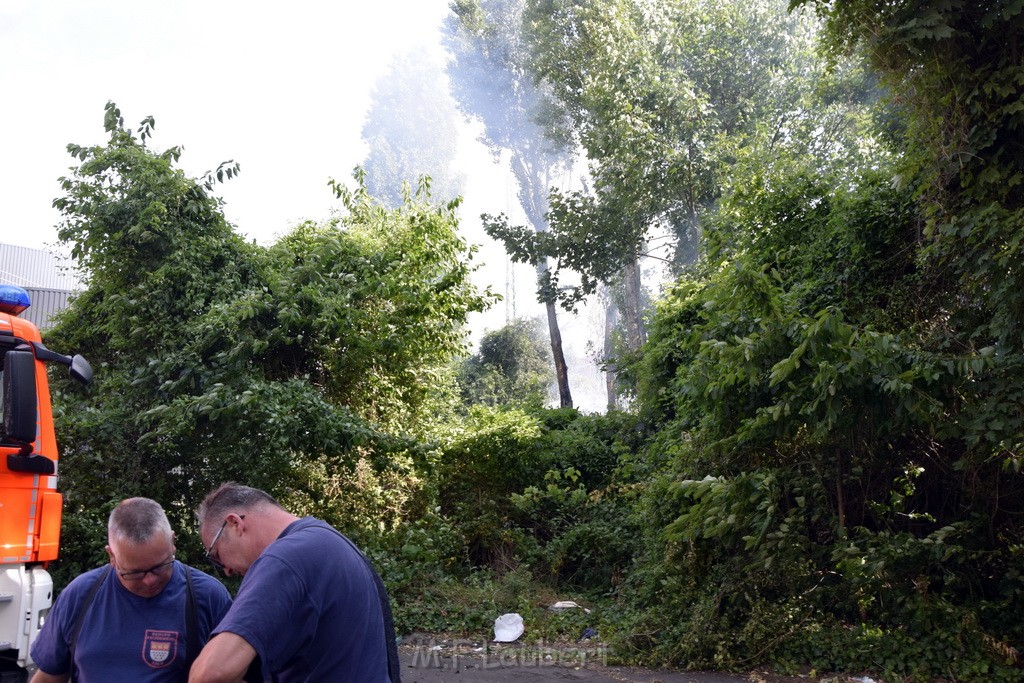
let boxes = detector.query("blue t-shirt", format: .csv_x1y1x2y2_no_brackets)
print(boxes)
213,517,390,682
31,561,232,682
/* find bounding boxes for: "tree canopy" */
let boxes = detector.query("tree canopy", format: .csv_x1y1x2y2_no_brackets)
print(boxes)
457,317,554,407
48,102,495,576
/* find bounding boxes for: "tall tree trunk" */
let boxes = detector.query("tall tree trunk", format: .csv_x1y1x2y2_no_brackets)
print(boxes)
513,154,573,407
604,289,619,409
835,448,847,536
543,267,573,408
621,257,647,352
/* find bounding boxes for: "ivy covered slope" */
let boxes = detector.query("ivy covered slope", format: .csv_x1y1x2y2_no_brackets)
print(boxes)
615,2,1024,681
46,103,495,579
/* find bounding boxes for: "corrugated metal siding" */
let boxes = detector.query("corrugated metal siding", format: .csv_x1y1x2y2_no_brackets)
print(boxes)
0,243,82,290
0,243,81,331
21,288,73,331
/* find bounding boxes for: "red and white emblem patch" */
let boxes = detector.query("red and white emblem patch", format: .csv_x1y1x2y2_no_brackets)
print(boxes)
143,629,179,668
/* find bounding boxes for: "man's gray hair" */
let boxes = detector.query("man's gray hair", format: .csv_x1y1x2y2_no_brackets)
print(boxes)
108,497,173,545
197,482,281,527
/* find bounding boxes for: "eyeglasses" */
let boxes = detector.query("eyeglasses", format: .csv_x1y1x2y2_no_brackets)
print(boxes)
117,556,175,581
205,515,243,573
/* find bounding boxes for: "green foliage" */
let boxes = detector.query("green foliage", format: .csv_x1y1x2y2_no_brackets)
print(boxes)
615,83,1022,676
706,158,920,320
457,317,553,408
435,406,644,593
780,618,1023,683
512,469,639,592
46,103,493,576
770,521,1024,680
372,475,618,643
793,0,1024,349
271,177,497,430
368,510,484,633
436,406,546,568
501,0,840,309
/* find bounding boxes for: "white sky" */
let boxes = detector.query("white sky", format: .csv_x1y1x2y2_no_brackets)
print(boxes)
0,0,461,250
0,0,609,409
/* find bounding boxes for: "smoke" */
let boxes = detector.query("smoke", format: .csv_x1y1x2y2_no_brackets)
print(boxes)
358,0,613,413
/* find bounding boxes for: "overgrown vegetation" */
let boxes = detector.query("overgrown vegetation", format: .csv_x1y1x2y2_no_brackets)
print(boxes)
40,1,1024,681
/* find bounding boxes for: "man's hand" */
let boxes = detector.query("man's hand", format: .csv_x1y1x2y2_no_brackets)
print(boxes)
188,632,257,683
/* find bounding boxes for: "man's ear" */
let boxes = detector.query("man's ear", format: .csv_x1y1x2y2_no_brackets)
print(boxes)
227,512,245,532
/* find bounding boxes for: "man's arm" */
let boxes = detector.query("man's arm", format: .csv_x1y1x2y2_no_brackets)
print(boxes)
188,632,257,683
30,670,69,683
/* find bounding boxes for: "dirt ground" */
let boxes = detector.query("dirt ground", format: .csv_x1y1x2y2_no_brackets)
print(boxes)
398,636,873,683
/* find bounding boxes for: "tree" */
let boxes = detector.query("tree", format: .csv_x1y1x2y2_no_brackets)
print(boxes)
510,0,828,303
620,149,1024,678
47,103,495,580
482,0,844,409
611,2,1024,673
789,0,1024,548
457,317,554,407
796,0,1024,353
361,47,466,209
445,0,576,407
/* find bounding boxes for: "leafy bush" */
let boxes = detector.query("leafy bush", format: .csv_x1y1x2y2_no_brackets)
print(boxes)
436,406,545,569
612,103,1023,679
457,317,554,408
46,104,494,582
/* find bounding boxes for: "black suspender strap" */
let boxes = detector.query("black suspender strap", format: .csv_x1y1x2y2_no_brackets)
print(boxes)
365,556,401,683
68,564,112,683
184,565,199,669
321,525,402,683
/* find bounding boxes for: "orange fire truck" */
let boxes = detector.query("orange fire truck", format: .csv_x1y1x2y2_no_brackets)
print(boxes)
0,284,91,679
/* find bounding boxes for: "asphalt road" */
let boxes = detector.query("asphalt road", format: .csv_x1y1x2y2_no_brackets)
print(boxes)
401,651,771,682
397,639,854,683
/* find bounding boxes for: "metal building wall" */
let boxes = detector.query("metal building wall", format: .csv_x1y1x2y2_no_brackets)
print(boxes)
20,288,73,331
0,243,81,290
0,243,81,331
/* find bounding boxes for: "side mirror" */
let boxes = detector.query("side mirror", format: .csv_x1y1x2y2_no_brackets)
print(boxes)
70,354,93,385
3,350,38,444
29,342,93,386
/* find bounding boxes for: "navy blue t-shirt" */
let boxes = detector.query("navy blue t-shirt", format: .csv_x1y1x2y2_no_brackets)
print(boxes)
213,517,390,682
31,561,232,682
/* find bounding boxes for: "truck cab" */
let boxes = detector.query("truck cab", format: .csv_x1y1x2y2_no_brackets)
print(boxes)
0,284,91,679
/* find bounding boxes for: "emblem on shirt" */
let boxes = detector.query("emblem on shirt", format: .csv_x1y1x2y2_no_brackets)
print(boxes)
143,629,179,668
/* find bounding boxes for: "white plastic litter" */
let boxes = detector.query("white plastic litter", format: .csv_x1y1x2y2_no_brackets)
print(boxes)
493,613,524,642
548,600,592,613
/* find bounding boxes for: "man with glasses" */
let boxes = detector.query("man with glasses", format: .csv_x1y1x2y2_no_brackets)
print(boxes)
188,482,399,682
31,497,232,682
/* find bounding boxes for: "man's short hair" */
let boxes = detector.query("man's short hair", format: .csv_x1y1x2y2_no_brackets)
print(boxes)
108,497,173,545
197,482,281,527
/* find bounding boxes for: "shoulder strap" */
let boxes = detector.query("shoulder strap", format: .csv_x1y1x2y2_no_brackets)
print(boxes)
184,565,199,670
363,556,401,683
318,524,401,683
69,564,113,683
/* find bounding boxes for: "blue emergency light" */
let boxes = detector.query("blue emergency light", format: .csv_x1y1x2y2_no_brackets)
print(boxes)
0,284,31,315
